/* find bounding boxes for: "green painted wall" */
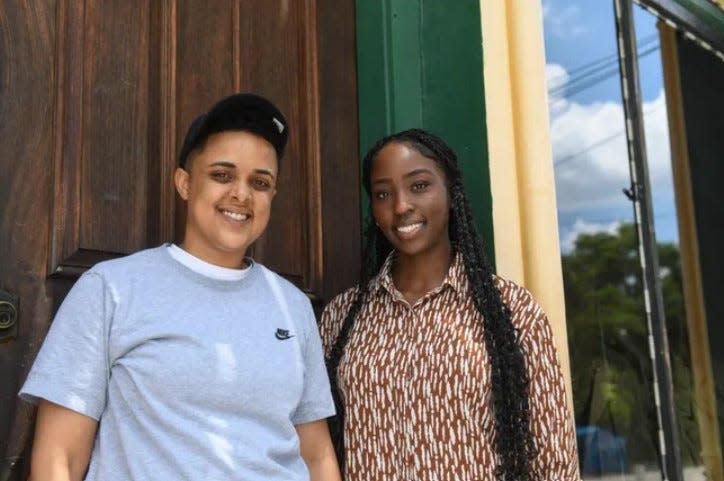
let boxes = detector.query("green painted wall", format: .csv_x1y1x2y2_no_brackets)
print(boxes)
676,0,724,26
355,0,495,263
644,0,724,52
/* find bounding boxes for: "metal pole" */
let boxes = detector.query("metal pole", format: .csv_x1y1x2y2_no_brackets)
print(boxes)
612,1,683,480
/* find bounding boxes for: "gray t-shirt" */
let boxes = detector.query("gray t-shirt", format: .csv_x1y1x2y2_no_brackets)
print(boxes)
20,246,335,481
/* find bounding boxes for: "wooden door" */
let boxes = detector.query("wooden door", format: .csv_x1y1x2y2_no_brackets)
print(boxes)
0,1,359,479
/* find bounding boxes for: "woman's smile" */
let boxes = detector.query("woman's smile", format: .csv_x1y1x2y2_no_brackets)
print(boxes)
394,220,425,238
174,130,278,268
219,208,251,223
370,142,450,259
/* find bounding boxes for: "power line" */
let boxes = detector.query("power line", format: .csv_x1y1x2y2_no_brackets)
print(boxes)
547,33,658,87
553,102,663,167
549,44,660,100
547,34,661,109
554,130,625,167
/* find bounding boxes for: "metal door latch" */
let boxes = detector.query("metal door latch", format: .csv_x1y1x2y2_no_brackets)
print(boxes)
0,288,18,342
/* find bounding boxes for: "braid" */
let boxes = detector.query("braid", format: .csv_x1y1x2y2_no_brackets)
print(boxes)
331,128,535,479
326,215,389,469
450,179,535,480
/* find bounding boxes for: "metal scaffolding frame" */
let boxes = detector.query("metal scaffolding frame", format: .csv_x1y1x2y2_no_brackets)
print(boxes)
612,1,684,480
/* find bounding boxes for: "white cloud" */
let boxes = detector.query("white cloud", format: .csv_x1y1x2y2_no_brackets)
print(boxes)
548,63,672,213
546,63,570,117
560,218,622,253
543,2,589,38
545,63,568,88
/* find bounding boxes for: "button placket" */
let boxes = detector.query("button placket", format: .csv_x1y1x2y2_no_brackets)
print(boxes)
404,302,428,479
384,291,416,477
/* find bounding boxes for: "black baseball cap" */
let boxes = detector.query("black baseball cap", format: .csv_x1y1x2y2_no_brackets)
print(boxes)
178,93,288,169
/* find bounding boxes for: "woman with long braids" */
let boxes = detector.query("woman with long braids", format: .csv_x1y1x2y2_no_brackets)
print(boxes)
321,129,579,480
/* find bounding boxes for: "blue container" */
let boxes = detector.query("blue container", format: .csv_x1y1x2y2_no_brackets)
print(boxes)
576,426,628,474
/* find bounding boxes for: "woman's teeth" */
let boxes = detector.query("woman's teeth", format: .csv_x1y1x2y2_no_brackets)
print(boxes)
396,222,423,233
222,210,248,221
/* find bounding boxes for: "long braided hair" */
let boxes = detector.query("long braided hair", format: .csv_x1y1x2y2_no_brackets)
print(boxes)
326,128,535,479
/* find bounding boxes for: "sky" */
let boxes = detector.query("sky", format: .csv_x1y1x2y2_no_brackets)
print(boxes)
541,0,679,252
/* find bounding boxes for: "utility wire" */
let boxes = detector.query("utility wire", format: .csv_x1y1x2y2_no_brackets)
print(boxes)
549,44,660,101
548,34,660,109
547,33,658,87
554,130,626,167
554,102,663,167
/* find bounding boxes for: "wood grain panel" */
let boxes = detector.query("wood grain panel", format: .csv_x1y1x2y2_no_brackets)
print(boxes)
49,0,85,274
80,0,151,253
50,0,165,275
235,0,318,291
0,0,57,475
148,0,178,245
317,0,361,302
174,0,236,242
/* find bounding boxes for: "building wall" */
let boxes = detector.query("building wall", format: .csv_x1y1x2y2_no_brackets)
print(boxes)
355,0,493,254
478,0,573,403
354,0,573,401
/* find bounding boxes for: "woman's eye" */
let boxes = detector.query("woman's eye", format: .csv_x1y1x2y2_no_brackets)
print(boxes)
251,178,272,190
373,191,389,200
211,172,232,183
411,181,429,192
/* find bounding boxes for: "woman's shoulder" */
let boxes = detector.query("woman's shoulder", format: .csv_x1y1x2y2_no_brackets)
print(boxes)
322,285,362,323
493,275,537,306
492,275,549,339
319,285,363,354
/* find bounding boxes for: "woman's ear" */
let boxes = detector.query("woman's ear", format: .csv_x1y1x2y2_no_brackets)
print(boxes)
174,167,190,200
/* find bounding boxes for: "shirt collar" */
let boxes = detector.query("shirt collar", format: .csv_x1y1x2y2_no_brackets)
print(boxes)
369,250,468,301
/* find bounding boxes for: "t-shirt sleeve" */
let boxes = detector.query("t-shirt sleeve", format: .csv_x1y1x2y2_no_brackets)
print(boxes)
19,271,112,421
291,299,336,425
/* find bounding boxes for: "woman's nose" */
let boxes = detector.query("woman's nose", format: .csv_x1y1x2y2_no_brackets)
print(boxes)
393,192,412,215
231,180,251,201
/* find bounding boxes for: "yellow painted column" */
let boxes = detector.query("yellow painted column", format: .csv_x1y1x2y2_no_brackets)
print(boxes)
480,0,574,414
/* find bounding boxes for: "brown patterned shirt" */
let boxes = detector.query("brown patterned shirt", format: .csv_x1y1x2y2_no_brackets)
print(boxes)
320,253,580,481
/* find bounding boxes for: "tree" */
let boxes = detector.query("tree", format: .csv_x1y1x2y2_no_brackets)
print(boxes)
562,223,700,468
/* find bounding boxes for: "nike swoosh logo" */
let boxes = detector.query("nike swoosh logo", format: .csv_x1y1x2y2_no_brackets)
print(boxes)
275,328,295,341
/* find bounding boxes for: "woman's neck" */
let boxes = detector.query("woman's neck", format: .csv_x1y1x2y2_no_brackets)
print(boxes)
391,241,453,305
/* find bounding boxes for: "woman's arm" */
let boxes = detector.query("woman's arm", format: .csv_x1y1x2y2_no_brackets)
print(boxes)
29,400,98,481
296,419,341,481
521,308,581,480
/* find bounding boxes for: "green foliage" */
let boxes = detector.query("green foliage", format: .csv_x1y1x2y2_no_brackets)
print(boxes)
563,223,701,466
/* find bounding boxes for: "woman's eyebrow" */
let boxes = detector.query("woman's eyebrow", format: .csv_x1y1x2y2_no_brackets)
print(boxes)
207,163,276,179
208,161,236,169
254,168,276,180
372,168,435,185
403,168,434,178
